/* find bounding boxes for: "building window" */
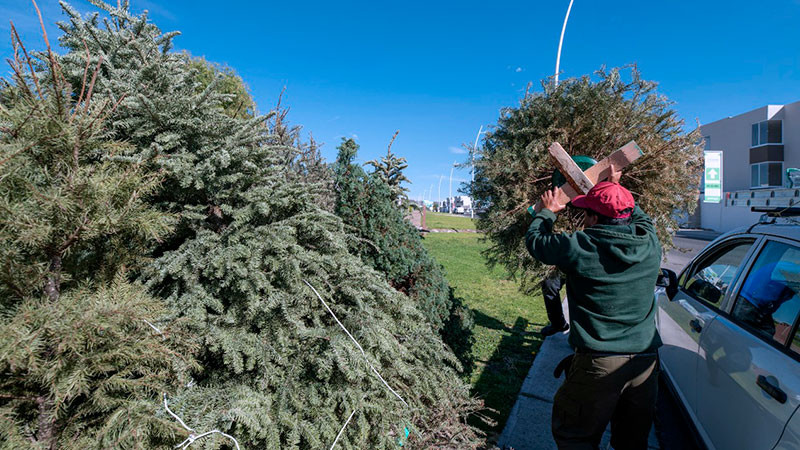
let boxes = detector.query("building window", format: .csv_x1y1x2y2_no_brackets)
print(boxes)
751,162,784,188
751,120,782,147
703,136,711,150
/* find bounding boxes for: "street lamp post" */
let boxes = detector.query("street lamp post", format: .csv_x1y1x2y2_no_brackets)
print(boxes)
449,161,456,214
470,126,485,219
554,0,574,86
438,175,443,210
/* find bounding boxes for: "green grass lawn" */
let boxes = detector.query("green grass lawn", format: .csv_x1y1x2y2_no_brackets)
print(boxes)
422,232,547,439
425,211,476,229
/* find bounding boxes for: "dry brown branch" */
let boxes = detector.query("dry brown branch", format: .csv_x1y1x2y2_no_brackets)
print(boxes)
58,213,90,253
0,141,37,168
84,55,104,113
9,22,42,100
75,38,92,108
7,101,40,139
32,0,67,115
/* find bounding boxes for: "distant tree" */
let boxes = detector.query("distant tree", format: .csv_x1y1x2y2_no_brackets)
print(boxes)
365,131,410,202
0,21,195,448
472,67,703,292
333,138,475,372
188,56,256,119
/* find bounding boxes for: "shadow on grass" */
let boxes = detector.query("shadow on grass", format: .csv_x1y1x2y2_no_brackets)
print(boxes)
469,312,544,440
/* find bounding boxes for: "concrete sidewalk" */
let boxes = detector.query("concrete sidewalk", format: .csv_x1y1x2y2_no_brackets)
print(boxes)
496,302,659,450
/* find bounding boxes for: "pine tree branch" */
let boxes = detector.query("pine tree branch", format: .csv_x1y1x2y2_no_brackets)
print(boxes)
162,394,241,450
58,212,89,253
329,395,364,450
303,279,409,408
386,130,399,156
0,141,37,168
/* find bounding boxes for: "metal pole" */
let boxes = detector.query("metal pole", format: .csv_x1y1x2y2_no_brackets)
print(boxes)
449,161,455,214
471,126,483,219
429,184,434,203
554,0,574,86
438,175,444,209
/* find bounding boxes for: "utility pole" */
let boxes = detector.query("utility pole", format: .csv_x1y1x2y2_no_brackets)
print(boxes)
554,0,574,86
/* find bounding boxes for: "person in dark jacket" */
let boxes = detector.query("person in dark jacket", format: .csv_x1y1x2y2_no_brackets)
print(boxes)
526,166,662,450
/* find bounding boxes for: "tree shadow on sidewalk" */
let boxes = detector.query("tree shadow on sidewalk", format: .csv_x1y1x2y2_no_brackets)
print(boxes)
470,311,545,440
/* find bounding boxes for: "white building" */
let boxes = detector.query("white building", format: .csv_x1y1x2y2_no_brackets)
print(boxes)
443,196,472,213
695,101,800,232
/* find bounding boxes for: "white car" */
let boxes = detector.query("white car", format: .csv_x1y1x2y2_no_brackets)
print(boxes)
656,208,800,450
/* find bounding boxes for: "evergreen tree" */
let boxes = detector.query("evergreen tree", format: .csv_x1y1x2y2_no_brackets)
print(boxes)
333,138,474,372
365,131,410,202
53,2,483,448
472,67,703,291
266,91,335,211
0,19,195,448
188,56,256,119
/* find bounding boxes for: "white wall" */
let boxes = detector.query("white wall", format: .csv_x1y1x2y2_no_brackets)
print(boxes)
700,106,770,192
781,100,800,172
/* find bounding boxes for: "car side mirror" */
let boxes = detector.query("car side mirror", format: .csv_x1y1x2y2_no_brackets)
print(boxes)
656,268,679,300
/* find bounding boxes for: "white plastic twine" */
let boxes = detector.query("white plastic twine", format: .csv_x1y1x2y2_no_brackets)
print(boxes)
142,319,163,335
329,401,359,450
303,279,408,407
163,393,241,450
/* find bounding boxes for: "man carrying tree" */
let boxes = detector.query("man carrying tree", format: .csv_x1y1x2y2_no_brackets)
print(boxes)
525,165,662,450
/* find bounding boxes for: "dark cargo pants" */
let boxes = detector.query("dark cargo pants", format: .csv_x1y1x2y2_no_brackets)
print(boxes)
541,276,567,328
552,352,658,450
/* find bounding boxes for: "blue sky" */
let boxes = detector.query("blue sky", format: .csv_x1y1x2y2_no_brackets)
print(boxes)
3,0,800,202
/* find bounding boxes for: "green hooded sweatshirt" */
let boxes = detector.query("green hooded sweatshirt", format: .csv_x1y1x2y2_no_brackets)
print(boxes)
526,206,662,353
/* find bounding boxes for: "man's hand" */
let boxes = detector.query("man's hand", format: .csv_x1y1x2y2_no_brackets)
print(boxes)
541,188,566,214
608,164,622,184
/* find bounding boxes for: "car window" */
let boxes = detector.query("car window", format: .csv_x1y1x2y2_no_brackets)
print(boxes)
682,241,754,306
731,241,800,348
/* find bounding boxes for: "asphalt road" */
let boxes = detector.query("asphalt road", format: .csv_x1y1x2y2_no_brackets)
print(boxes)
656,230,720,450
662,231,719,274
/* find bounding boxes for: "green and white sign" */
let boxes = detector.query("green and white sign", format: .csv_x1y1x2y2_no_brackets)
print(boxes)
704,151,723,203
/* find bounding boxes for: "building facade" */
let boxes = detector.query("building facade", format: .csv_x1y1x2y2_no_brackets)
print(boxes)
696,101,800,231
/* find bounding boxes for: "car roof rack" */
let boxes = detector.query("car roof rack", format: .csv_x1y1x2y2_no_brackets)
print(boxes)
748,207,800,232
751,207,800,217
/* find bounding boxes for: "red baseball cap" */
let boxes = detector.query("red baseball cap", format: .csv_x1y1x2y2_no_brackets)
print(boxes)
571,181,635,218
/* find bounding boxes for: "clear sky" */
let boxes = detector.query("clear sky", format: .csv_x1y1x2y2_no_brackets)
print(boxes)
3,0,800,202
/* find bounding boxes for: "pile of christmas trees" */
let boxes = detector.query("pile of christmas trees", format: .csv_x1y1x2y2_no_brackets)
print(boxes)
0,1,482,448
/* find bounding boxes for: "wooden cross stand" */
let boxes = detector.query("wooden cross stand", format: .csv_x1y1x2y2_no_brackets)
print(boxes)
533,140,644,212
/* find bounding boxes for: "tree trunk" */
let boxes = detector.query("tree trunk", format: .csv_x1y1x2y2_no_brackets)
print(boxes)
36,396,57,449
43,255,61,302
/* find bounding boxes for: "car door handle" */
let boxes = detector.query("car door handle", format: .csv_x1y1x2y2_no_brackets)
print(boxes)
757,375,787,404
689,319,703,333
